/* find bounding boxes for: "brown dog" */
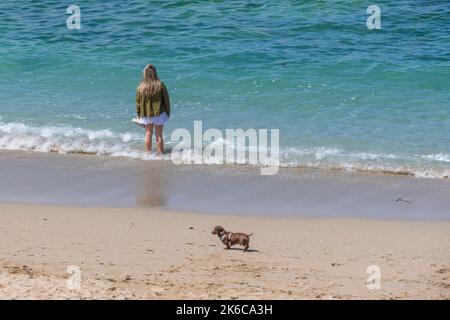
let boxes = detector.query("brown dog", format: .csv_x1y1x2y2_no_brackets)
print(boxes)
211,226,253,252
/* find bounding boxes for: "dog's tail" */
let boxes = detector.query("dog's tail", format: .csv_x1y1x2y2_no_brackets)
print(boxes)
247,233,254,237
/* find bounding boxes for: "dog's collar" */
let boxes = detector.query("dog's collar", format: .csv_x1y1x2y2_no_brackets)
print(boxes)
219,230,226,240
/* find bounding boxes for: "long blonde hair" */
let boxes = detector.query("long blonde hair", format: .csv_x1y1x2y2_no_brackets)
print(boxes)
137,64,162,98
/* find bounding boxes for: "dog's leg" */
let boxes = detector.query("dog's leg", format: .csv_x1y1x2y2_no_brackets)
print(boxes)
243,238,249,252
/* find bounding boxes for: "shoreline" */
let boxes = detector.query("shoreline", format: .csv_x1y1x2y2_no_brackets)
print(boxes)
0,143,449,179
0,150,449,219
0,203,449,299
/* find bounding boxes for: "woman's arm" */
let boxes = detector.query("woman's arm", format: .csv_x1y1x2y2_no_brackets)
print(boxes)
162,82,170,117
136,89,141,117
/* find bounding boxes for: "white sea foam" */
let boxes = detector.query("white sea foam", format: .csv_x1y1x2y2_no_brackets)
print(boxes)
0,121,142,156
0,121,448,179
422,153,450,163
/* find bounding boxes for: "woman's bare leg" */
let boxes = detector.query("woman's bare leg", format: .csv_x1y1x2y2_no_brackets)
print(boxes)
145,124,154,153
155,125,164,154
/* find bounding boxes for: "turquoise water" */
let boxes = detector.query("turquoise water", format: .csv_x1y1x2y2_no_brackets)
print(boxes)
0,1,449,177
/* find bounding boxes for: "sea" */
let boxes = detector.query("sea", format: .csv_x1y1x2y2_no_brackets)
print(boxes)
0,0,449,178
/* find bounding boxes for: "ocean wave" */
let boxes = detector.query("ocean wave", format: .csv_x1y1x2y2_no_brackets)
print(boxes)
0,121,449,179
0,121,159,159
422,153,450,163
278,147,450,178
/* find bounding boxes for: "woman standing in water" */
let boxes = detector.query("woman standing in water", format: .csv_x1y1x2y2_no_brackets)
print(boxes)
136,64,170,154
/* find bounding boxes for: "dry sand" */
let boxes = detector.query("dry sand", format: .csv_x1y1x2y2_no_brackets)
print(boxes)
0,203,448,299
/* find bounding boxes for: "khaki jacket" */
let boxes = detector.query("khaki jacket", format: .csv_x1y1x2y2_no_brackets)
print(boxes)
136,82,170,118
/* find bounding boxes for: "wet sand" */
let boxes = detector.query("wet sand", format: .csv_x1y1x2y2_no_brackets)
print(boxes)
0,150,449,219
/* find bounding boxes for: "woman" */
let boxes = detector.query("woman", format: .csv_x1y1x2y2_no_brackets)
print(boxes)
136,64,170,154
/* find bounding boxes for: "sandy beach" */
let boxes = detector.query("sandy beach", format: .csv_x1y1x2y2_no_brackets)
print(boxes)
1,203,449,300
0,151,449,299
1,150,449,219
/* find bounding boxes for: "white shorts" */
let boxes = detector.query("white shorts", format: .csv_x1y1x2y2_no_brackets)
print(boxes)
139,112,168,126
